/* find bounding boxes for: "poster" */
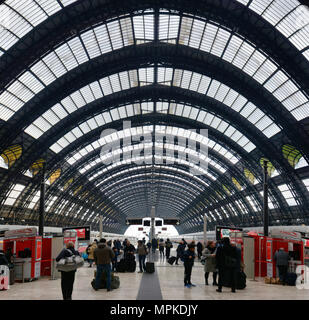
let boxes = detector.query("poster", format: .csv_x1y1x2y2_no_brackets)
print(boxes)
267,262,273,278
36,239,42,260
266,241,272,261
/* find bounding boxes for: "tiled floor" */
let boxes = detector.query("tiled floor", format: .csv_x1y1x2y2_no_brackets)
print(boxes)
1,255,308,300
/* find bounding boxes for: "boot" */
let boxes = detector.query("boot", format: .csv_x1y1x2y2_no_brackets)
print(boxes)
213,273,218,286
205,273,209,285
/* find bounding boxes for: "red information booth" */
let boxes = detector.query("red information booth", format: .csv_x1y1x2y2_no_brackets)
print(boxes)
3,228,42,282
244,230,304,278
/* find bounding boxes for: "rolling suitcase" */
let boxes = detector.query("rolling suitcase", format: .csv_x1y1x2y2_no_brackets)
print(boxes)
116,259,126,272
125,260,136,272
285,272,297,286
223,270,246,290
146,262,155,273
167,256,177,265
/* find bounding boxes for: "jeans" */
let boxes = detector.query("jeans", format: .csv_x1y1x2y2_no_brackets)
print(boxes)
184,263,193,285
166,248,171,260
277,265,288,283
95,264,112,290
61,271,76,300
88,259,94,267
139,255,146,272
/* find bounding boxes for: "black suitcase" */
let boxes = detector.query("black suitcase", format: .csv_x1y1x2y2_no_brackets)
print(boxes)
285,272,297,286
125,260,136,272
116,259,126,272
146,262,155,273
223,271,246,290
168,256,177,265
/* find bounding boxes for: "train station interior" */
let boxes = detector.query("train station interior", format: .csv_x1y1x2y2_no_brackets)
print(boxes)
1,0,309,303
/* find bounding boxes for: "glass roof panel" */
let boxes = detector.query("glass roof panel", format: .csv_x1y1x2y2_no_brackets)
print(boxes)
0,12,307,126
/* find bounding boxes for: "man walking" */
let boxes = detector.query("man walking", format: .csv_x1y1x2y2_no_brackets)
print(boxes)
93,238,115,292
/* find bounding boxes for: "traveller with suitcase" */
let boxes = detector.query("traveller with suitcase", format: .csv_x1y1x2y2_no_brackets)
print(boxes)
165,239,173,260
215,237,239,293
93,238,115,292
168,256,177,265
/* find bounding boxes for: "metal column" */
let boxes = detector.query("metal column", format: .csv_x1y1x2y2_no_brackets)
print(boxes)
38,162,46,236
203,214,207,246
263,160,269,237
99,215,103,239
150,206,156,241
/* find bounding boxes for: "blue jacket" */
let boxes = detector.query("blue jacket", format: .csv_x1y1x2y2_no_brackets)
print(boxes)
183,249,196,265
176,243,186,256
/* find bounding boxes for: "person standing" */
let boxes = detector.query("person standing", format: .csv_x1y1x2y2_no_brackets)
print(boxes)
93,238,115,292
202,241,218,286
151,238,158,254
215,237,238,293
175,241,186,265
87,242,97,268
183,243,196,288
137,240,148,273
124,240,135,260
159,239,165,259
274,248,290,285
56,242,80,300
197,241,203,260
165,239,173,260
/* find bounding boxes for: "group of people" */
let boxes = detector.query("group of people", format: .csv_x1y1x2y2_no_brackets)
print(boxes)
175,237,243,292
147,238,173,259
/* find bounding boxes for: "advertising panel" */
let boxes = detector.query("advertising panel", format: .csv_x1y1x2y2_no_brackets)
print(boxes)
63,226,90,241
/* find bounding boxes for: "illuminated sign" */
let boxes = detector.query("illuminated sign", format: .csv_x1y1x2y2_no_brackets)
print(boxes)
216,226,243,240
63,226,90,241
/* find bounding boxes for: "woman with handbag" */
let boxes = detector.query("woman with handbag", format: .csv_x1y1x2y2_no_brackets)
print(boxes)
56,242,80,300
202,241,218,286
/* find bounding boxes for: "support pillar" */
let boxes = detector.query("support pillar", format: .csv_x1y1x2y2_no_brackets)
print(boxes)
38,162,46,237
203,214,207,246
99,215,103,239
263,160,269,237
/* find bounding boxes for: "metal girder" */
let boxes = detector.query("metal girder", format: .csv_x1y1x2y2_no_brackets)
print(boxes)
1,0,308,99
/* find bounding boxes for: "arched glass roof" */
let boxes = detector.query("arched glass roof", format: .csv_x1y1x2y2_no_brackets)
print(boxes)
1,0,309,233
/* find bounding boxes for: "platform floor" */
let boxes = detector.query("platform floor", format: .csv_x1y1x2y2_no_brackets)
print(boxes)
0,252,308,300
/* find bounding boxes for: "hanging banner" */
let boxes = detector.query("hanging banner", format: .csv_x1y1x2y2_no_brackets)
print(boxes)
4,228,37,238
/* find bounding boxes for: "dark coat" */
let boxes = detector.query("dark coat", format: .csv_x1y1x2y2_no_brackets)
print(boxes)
56,247,80,262
215,244,238,269
197,242,203,252
94,243,115,265
176,243,186,257
151,238,158,248
183,249,196,265
0,252,9,266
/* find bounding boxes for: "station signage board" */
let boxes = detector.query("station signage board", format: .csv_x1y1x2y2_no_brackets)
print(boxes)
63,226,90,241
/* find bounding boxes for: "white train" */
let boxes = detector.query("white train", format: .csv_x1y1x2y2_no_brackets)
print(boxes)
169,225,309,244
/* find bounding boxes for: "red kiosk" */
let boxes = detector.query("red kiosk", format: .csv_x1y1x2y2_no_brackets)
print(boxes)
228,229,304,279
3,228,42,282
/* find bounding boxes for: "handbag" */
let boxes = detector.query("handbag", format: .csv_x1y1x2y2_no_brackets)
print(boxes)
56,249,84,272
200,257,206,265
